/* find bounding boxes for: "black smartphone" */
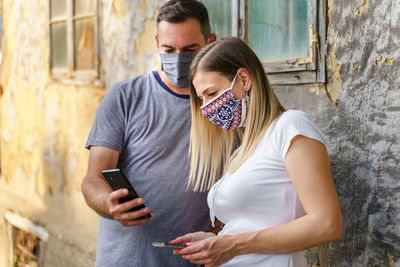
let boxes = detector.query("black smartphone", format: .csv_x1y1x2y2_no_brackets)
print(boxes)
102,169,151,219
152,242,186,249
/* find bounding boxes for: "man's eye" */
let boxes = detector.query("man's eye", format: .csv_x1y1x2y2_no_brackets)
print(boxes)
185,49,196,53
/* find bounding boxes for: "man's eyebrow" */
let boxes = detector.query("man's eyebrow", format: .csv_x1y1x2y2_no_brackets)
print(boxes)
161,44,175,49
160,44,200,50
182,44,200,50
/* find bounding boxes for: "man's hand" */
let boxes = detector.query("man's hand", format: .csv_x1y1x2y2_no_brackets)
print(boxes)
107,188,154,226
82,146,154,226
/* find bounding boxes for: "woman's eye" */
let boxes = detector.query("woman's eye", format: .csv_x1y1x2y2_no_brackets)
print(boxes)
209,92,217,97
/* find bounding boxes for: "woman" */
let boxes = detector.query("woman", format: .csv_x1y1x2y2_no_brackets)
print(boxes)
170,37,342,267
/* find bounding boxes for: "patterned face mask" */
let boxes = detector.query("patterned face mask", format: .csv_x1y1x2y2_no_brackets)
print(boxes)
200,74,248,131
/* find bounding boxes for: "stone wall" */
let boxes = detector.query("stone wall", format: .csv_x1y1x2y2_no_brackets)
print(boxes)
327,0,399,266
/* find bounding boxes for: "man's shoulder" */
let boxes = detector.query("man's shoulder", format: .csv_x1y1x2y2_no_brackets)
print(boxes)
111,71,156,92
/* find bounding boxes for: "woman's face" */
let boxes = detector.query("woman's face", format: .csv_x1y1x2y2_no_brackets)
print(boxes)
192,70,246,106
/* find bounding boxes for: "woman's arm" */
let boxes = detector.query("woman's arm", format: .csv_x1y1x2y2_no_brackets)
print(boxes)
180,135,342,266
235,135,342,254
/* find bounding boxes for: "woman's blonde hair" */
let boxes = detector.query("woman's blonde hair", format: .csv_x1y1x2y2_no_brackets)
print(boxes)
188,37,285,192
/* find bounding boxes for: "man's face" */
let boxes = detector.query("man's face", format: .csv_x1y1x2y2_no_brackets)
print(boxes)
156,18,208,55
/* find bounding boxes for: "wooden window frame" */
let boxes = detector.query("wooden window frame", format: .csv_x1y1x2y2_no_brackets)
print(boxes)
231,0,326,85
49,0,102,86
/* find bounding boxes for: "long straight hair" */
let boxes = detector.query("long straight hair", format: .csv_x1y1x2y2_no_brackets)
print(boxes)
188,37,285,192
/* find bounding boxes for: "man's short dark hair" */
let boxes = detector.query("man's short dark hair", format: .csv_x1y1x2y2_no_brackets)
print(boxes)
157,0,211,41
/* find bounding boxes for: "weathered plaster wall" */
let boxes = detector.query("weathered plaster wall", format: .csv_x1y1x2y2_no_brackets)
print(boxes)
100,0,165,89
0,0,167,266
1,0,103,266
278,0,400,266
328,0,400,266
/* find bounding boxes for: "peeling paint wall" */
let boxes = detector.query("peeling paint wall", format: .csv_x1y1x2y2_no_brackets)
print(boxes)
326,0,400,266
0,0,168,266
100,0,165,89
0,0,104,265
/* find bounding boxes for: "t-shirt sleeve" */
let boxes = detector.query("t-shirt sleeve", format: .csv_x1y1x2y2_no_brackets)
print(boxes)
273,110,327,160
85,82,127,152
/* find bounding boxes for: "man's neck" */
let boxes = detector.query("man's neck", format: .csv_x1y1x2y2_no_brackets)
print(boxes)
157,69,190,96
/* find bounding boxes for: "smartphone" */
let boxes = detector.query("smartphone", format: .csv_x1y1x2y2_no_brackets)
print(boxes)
102,169,151,219
152,242,186,249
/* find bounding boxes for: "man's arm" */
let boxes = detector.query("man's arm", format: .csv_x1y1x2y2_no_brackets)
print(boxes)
81,146,119,218
81,146,153,225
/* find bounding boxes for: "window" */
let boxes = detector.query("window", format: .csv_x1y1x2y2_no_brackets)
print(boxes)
202,0,326,84
12,227,40,266
49,0,100,85
5,211,49,267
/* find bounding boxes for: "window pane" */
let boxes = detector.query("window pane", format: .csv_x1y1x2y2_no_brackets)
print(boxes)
74,0,95,16
50,22,68,69
201,0,232,38
50,0,67,18
250,0,308,60
74,18,95,70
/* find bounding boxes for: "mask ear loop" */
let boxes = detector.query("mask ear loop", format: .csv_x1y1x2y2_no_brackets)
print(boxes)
244,87,250,102
238,87,250,128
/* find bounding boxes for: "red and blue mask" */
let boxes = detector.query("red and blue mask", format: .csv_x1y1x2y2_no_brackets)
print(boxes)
200,74,248,131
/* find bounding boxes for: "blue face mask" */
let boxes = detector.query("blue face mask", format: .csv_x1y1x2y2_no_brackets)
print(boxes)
160,53,196,88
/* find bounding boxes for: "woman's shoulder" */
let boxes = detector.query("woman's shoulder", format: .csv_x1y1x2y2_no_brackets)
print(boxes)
273,110,319,132
277,110,311,125
273,110,326,145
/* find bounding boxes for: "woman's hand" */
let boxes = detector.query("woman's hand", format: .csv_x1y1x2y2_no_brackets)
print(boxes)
170,231,216,244
179,235,238,267
170,231,216,255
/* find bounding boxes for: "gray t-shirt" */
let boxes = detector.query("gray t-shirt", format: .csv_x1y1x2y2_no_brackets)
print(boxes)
86,71,210,267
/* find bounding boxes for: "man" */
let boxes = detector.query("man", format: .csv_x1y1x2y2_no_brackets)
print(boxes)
81,1,216,266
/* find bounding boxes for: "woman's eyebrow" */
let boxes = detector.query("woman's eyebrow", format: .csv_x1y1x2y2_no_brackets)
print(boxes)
198,87,216,97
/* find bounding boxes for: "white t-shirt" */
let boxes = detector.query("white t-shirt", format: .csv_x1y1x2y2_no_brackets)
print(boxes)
207,110,326,267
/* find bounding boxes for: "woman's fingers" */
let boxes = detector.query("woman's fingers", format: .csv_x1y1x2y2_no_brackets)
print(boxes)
169,235,191,244
170,231,209,244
